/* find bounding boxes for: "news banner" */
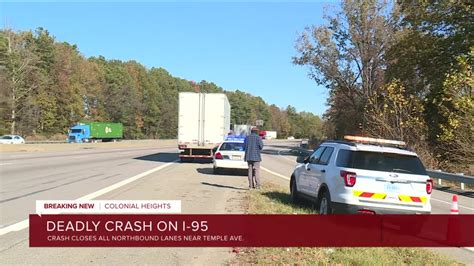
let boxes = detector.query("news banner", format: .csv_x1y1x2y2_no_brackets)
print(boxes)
29,200,473,247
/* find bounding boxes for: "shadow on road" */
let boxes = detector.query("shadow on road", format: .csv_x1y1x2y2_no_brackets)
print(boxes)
134,152,179,163
201,182,247,191
196,167,246,176
434,186,474,198
134,153,214,164
181,158,213,164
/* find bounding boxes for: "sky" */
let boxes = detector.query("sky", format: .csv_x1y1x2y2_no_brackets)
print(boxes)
1,1,339,116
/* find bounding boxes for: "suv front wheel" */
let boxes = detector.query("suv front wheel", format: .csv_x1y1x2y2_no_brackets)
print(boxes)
290,176,299,203
318,190,332,215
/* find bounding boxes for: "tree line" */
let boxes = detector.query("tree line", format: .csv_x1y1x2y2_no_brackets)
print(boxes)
0,28,323,141
293,0,472,172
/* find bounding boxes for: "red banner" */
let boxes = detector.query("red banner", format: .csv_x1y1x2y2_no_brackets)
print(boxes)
29,214,474,247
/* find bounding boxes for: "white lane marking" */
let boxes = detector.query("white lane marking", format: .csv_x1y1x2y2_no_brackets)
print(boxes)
430,198,474,211
277,149,296,162
464,247,474,252
0,163,13,166
0,220,29,235
76,160,178,200
0,160,178,236
261,166,290,181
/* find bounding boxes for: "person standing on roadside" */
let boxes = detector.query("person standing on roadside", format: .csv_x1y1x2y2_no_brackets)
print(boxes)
244,128,264,189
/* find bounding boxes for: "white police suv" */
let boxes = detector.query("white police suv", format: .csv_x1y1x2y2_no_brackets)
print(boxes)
213,136,248,174
290,136,432,214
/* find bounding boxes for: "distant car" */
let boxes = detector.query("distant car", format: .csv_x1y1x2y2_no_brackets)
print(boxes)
213,136,247,174
300,139,309,149
290,135,432,215
287,136,295,140
0,135,25,144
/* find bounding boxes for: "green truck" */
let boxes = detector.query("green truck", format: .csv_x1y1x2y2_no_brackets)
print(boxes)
68,122,123,143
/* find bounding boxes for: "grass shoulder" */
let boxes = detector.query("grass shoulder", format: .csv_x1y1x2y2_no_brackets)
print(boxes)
233,184,459,265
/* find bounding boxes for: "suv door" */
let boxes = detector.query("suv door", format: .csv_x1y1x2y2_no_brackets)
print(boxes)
299,146,325,195
307,146,334,198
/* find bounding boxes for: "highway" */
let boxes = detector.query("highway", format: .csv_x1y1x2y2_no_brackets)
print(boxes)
0,140,473,264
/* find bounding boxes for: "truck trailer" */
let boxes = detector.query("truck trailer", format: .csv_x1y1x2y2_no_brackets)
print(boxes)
178,92,231,161
68,122,123,143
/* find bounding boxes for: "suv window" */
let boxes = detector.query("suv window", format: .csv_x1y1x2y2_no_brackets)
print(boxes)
309,147,325,163
336,150,427,175
318,147,334,165
220,142,244,151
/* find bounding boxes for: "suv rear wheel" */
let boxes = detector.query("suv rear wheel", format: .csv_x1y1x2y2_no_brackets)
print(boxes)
318,190,332,215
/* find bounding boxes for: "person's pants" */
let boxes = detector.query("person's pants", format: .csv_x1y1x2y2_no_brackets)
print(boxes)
247,161,261,188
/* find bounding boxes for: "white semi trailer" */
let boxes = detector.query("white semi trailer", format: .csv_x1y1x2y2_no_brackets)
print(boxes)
178,92,231,161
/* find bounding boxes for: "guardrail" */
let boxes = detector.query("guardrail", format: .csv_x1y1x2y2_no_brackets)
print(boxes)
427,170,473,191
25,140,67,144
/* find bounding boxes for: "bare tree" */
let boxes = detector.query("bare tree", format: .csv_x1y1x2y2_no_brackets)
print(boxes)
1,29,39,134
293,0,399,136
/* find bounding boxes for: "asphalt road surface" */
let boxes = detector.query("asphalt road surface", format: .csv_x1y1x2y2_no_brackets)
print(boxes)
0,140,472,264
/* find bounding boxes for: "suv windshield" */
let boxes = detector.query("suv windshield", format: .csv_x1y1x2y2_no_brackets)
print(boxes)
336,150,427,175
220,142,245,151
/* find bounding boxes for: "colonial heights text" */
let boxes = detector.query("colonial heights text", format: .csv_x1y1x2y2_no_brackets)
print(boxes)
43,202,172,210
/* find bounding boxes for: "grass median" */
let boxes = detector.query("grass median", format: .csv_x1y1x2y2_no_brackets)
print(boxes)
0,139,177,153
233,184,459,265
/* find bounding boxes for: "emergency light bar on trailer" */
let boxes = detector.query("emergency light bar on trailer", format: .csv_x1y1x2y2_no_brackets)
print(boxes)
343,135,406,147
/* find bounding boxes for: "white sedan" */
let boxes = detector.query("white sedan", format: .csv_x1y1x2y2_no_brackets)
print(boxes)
213,137,248,174
0,135,25,144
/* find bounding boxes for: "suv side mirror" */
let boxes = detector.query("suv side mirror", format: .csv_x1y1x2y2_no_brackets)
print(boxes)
296,156,308,164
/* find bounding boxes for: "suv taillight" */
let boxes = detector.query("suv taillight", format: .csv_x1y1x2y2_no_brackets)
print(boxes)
341,171,356,187
358,209,376,215
215,152,223,160
426,179,433,194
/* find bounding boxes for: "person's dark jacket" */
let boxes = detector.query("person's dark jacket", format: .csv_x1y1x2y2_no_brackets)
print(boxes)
244,133,264,162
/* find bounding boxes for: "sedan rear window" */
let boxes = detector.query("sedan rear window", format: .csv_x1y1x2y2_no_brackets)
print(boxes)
220,142,244,151
336,150,427,175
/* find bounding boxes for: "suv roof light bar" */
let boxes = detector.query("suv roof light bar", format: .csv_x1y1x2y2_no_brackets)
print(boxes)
323,140,356,146
343,135,406,147
225,135,246,142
